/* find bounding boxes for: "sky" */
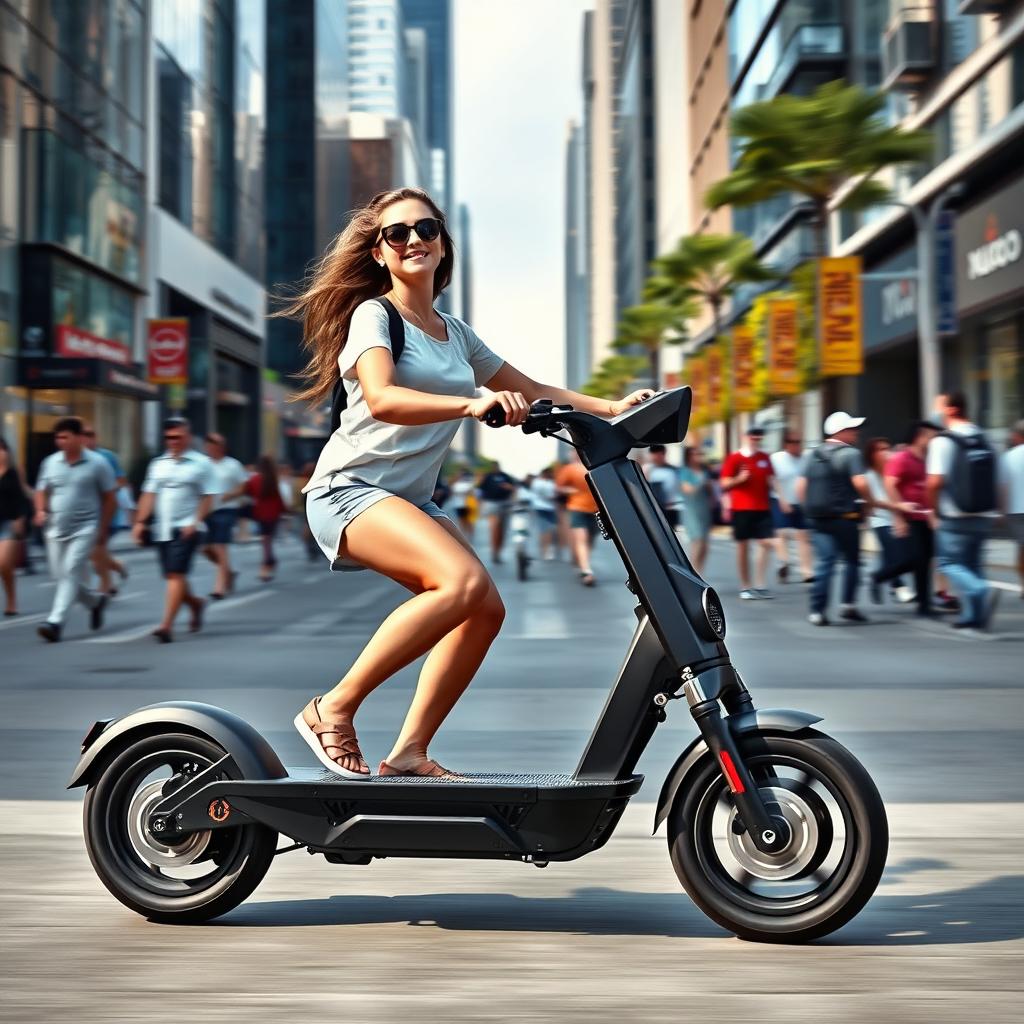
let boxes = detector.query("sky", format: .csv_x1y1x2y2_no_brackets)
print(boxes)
452,0,593,474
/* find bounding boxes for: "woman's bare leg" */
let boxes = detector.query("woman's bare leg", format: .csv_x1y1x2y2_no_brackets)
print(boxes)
691,537,708,577
384,518,503,768
0,540,17,612
315,499,501,770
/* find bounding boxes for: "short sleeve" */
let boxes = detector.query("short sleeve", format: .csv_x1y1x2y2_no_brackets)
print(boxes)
926,436,950,476
339,300,393,381
721,453,739,479
142,461,159,494
95,457,117,494
202,460,221,496
35,458,51,492
842,448,866,476
461,321,504,387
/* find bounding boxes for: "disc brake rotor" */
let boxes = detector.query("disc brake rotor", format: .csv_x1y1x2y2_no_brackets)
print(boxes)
726,784,822,881
126,780,211,868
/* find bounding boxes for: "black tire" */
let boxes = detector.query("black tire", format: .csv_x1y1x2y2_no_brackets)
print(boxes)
667,729,887,943
83,732,277,924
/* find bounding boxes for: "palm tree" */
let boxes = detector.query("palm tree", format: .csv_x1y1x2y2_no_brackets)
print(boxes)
704,81,932,258
647,233,775,344
584,354,649,400
611,302,691,388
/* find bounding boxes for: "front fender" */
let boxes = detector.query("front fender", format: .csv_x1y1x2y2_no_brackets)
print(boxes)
652,708,822,834
68,701,287,789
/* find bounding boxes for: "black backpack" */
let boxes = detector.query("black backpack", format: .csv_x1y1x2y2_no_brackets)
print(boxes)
329,296,405,433
944,430,997,514
803,444,858,519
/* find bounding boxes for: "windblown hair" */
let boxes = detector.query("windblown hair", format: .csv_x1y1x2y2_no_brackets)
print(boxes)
256,454,280,501
273,187,455,407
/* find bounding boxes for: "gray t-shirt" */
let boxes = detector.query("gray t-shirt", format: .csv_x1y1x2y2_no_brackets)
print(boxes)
303,300,505,505
36,449,116,538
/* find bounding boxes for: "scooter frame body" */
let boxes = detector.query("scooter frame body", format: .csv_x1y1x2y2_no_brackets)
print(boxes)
69,388,819,866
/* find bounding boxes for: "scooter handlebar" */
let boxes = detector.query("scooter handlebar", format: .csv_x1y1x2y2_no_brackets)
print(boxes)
482,398,556,432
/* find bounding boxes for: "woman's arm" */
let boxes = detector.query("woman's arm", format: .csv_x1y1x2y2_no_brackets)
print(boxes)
483,361,653,418
357,349,531,426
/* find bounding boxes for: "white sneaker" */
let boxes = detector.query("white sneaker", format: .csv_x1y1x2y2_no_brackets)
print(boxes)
894,585,916,603
739,589,757,600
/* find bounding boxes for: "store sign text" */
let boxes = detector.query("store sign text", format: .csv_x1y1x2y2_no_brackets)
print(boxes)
966,219,1022,281
55,325,131,366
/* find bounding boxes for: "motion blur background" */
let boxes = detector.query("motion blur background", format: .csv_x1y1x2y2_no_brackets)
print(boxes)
0,1,1021,477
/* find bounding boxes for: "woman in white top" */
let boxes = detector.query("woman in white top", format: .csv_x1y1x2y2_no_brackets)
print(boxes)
529,465,559,560
865,437,912,602
276,186,654,780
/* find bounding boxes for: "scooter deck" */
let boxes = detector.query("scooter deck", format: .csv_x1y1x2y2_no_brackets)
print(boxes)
165,769,644,863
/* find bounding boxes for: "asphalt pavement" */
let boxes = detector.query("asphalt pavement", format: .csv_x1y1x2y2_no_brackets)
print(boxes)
1,521,1022,1022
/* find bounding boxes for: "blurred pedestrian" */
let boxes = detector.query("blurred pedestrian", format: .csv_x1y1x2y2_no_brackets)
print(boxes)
679,445,713,576
770,432,813,584
720,426,777,599
246,455,287,582
798,412,873,626
644,444,682,531
133,417,217,643
553,458,571,559
448,465,476,538
878,421,941,616
927,392,1000,630
478,460,517,563
82,423,131,596
556,449,599,585
33,417,116,642
864,436,914,606
201,433,248,599
1000,419,1024,598
0,436,31,616
529,465,559,560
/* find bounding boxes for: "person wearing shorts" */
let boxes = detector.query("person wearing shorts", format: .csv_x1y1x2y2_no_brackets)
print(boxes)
286,188,653,783
555,451,599,585
202,433,249,598
770,434,813,583
133,417,218,643
721,426,777,599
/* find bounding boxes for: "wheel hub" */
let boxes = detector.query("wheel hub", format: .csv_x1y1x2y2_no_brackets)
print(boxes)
727,784,820,880
126,780,210,867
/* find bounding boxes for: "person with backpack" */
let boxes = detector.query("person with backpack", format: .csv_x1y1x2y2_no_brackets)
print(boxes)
1000,419,1024,598
797,412,873,626
279,187,654,779
644,444,682,530
926,391,1000,630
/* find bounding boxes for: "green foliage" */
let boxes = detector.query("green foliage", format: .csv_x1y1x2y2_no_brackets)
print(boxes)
584,354,649,399
705,81,932,220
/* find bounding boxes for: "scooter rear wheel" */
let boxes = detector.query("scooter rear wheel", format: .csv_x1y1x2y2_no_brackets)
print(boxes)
83,732,277,923
667,729,887,943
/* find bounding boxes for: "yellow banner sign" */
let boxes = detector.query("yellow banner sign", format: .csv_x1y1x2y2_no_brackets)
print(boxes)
768,299,800,395
819,256,863,376
706,345,723,423
732,325,757,412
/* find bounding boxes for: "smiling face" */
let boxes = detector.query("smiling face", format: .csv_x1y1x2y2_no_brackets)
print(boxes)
371,198,446,283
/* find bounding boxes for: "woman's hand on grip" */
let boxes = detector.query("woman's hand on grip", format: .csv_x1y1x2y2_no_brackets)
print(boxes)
467,391,530,427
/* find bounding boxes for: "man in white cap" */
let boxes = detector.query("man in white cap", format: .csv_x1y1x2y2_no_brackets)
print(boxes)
797,412,873,626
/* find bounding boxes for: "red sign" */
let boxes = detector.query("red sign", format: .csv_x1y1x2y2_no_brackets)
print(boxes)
55,325,131,366
147,318,189,385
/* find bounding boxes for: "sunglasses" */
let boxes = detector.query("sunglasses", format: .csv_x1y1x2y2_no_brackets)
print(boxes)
377,217,442,249
164,433,185,442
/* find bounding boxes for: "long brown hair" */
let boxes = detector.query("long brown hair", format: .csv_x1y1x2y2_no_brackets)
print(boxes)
256,455,280,500
272,187,455,407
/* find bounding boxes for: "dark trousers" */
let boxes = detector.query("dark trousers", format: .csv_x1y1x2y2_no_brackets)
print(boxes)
810,519,861,614
872,521,934,612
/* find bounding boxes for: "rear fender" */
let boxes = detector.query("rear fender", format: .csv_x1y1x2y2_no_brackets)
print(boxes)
68,701,287,789
652,708,822,834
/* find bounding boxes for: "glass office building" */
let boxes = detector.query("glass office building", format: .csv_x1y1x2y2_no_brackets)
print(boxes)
0,0,156,477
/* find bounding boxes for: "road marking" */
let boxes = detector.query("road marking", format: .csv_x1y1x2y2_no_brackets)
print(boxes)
85,589,273,643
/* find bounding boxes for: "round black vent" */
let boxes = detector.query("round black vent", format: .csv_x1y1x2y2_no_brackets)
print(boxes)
701,587,727,640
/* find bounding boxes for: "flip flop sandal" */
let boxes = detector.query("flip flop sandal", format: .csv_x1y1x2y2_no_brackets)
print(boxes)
294,697,370,779
377,758,465,780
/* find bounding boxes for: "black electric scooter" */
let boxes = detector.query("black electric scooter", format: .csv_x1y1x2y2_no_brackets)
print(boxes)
70,388,887,942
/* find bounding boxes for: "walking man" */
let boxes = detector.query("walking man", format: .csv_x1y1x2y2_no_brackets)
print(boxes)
798,412,873,626
202,432,248,599
720,426,777,599
644,444,682,531
927,392,1000,630
555,450,599,586
133,417,219,642
33,417,116,641
478,460,518,563
1000,419,1024,598
770,433,813,583
82,423,131,596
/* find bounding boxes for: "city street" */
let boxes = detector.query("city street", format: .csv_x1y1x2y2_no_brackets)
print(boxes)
1,524,1022,1022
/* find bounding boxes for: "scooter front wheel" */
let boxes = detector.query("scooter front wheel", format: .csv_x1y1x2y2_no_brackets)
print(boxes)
667,729,887,943
83,732,277,923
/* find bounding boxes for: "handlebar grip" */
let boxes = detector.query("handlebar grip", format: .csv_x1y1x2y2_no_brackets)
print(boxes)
483,404,507,428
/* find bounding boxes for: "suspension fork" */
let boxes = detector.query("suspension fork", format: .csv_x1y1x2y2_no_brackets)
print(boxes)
682,666,789,854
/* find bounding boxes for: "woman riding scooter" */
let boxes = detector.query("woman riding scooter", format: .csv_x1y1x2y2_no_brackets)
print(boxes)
277,186,652,780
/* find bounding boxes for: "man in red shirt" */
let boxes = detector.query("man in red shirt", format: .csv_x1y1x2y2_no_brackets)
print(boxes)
721,426,780,599
876,419,940,615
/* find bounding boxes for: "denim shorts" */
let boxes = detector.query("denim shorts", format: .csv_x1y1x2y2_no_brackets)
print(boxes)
306,476,451,572
205,507,238,544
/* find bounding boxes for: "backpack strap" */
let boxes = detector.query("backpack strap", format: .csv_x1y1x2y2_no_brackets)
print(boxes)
329,296,408,433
